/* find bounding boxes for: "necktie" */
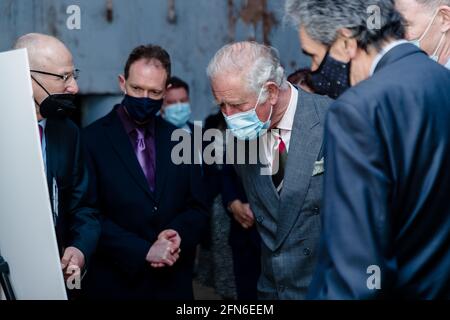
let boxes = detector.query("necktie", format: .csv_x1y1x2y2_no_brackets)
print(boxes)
134,127,155,191
38,124,43,144
272,135,288,192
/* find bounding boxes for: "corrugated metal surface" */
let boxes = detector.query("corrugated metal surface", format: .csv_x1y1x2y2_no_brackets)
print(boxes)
0,0,309,124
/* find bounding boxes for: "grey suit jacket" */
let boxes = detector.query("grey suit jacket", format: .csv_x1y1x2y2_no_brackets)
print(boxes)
234,88,331,299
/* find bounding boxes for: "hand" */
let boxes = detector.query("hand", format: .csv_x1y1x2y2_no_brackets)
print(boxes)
146,238,180,268
61,246,85,279
158,229,181,251
229,200,255,229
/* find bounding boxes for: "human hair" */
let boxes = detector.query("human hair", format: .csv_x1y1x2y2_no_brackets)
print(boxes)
285,0,406,51
168,76,190,95
207,41,288,101
124,44,171,81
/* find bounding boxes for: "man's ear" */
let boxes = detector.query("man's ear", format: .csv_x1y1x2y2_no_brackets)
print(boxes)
266,82,280,106
439,6,450,33
337,28,358,60
118,74,127,94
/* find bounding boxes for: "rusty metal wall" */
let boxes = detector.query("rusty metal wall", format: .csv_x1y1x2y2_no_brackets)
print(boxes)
0,0,309,125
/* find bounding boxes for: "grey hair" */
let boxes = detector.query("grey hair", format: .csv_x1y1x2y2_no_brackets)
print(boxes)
285,0,405,51
207,41,288,101
416,0,450,11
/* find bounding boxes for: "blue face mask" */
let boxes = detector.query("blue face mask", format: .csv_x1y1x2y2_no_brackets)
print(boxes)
163,102,192,127
122,94,163,123
223,87,272,141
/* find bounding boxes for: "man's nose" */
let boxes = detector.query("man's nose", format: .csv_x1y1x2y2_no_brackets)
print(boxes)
65,78,79,94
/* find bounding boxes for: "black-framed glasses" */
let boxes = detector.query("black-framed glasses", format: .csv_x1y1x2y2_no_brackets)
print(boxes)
30,69,80,82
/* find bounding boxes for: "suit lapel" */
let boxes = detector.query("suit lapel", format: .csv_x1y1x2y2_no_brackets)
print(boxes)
274,90,322,250
45,118,59,198
104,109,156,201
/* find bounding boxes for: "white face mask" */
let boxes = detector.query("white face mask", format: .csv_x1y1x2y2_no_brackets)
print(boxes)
410,9,446,62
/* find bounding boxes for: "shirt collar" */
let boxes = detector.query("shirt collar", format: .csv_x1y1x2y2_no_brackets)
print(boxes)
445,58,450,70
370,40,408,76
39,118,47,130
117,105,155,135
276,82,298,132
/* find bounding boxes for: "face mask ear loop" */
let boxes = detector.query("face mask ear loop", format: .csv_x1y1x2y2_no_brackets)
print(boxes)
418,9,440,44
432,32,446,59
31,74,52,97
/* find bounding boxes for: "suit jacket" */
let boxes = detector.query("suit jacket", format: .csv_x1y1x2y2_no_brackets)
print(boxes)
82,106,209,300
45,117,100,264
234,88,332,299
308,44,450,299
221,164,260,249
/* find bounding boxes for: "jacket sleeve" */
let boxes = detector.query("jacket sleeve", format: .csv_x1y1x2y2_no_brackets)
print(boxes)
66,126,101,266
167,162,210,253
308,100,397,299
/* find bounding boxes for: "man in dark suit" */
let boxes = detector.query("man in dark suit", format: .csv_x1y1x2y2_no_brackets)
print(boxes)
82,45,209,300
286,0,450,299
13,33,100,286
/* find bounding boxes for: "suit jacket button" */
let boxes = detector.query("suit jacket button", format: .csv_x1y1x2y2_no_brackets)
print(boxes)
273,252,280,258
153,206,158,212
257,216,264,223
313,207,320,214
303,248,311,256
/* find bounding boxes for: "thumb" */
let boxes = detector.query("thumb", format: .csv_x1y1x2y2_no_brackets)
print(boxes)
61,250,73,269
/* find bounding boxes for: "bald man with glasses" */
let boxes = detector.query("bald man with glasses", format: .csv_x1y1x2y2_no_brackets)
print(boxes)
13,33,100,294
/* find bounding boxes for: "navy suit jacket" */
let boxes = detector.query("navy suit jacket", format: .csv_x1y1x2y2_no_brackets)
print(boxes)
45,117,100,264
308,44,450,299
82,106,209,300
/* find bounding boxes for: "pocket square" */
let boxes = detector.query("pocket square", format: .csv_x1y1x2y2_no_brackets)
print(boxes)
312,158,325,176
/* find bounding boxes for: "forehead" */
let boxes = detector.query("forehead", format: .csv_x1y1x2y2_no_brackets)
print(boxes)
211,73,252,102
396,0,429,21
37,45,74,72
166,87,188,99
299,26,323,53
128,59,168,87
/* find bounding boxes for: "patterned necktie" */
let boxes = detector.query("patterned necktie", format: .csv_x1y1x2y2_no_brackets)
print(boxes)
134,127,155,191
272,135,288,192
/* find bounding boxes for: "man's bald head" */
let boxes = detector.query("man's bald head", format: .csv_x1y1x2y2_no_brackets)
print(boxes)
13,33,79,120
13,33,73,70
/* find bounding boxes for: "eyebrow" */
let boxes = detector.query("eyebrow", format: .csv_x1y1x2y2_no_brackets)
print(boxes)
302,49,313,57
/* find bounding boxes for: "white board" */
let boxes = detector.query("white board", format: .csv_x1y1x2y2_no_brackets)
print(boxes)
0,49,67,300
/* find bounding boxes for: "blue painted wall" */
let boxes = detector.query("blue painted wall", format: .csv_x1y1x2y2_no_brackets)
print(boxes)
0,0,309,126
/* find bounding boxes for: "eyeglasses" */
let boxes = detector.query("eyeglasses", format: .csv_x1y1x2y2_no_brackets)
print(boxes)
30,69,80,82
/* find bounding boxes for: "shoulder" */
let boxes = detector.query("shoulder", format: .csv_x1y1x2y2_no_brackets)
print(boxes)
84,107,118,136
296,87,333,123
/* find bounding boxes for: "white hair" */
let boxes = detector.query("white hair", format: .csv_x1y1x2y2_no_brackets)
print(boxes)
207,41,288,101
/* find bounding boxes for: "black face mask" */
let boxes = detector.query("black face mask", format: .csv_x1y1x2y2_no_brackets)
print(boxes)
122,94,163,123
32,76,77,119
306,52,351,99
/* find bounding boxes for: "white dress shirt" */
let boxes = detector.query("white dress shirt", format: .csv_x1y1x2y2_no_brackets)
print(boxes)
370,40,408,76
262,83,298,175
39,118,47,172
